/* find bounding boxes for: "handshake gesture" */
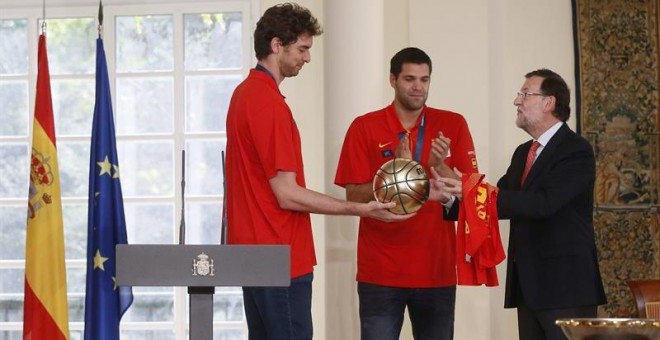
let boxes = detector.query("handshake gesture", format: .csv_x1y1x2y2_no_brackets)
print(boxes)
428,167,463,204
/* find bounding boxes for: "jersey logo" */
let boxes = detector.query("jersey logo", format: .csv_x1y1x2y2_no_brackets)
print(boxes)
378,141,392,148
468,150,478,169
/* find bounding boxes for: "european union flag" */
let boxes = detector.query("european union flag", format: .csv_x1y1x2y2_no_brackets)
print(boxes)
84,36,134,340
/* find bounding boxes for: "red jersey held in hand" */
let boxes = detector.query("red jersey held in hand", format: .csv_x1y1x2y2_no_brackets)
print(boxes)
456,173,505,286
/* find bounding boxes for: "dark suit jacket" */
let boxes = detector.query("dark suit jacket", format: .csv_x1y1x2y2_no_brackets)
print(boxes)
497,123,606,310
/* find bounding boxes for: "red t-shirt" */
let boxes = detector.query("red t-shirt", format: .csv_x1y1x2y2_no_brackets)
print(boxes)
335,104,478,287
225,69,316,278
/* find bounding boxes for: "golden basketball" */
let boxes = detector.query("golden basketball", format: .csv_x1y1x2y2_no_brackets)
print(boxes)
373,158,429,215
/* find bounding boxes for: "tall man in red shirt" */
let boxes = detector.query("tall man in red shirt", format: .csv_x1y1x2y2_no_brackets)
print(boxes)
335,47,479,340
225,4,410,339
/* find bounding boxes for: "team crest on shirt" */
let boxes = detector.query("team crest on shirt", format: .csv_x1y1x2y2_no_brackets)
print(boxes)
382,149,393,158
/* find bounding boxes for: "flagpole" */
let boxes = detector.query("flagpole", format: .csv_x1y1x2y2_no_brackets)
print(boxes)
41,0,46,35
98,0,103,37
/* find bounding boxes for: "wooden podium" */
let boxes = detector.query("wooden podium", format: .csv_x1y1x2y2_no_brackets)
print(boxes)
116,244,290,339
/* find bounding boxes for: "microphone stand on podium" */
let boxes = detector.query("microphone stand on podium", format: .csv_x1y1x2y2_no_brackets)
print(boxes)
116,150,290,339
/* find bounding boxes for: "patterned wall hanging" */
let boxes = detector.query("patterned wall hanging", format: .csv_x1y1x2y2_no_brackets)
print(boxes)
572,0,660,317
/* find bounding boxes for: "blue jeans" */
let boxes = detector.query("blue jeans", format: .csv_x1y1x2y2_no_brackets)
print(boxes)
358,282,456,340
242,273,313,340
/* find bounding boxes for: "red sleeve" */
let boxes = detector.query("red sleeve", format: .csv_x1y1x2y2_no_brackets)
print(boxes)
249,103,299,180
335,117,374,186
448,115,479,174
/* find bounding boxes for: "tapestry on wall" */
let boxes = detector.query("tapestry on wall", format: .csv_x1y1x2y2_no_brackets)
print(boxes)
572,0,660,317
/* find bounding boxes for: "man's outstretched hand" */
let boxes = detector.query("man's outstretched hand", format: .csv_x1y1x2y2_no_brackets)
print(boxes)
428,167,463,202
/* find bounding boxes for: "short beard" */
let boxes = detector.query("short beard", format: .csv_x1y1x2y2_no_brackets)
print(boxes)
397,94,426,111
516,115,536,135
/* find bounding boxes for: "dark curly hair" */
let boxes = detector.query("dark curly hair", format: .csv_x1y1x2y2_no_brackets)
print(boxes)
525,68,571,121
254,3,323,60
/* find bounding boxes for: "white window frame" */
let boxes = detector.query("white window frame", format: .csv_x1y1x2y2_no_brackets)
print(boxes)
0,0,258,338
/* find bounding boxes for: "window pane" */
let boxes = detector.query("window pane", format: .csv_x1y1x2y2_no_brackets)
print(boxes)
0,206,26,260
186,202,221,245
213,329,245,340
0,331,22,339
70,330,83,340
0,269,23,294
63,203,88,259
116,15,173,72
0,299,22,322
125,203,174,244
185,75,240,132
186,139,225,195
117,77,173,134
121,330,175,340
59,142,91,198
67,268,86,322
40,18,96,75
118,141,173,197
213,292,244,321
0,144,28,199
184,12,243,70
122,293,174,321
52,79,95,136
0,81,28,137
0,19,28,75
67,267,86,294
69,300,84,324
0,269,24,322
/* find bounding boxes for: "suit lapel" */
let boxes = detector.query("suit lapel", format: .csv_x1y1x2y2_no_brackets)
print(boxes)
522,123,570,188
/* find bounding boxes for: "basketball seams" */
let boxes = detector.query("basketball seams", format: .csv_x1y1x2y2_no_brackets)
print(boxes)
373,158,430,214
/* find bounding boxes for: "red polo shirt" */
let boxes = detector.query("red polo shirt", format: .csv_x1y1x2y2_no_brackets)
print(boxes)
335,104,478,287
226,69,316,278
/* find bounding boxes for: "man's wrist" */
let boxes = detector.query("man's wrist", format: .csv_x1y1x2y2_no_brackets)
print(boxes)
441,194,456,208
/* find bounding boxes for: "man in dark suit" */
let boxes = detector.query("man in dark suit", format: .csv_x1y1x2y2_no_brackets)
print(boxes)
500,69,607,339
433,68,606,339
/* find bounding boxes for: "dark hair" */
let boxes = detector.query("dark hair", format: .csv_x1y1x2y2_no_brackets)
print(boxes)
390,47,432,78
253,3,323,60
525,68,571,121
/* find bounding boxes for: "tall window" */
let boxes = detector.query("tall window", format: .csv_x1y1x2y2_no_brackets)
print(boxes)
0,1,254,339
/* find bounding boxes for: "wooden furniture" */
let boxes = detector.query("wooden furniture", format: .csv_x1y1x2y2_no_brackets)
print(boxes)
646,301,660,319
626,279,660,318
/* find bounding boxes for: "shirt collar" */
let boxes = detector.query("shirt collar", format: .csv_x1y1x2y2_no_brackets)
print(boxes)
255,63,276,82
385,103,426,132
536,121,563,147
249,68,284,98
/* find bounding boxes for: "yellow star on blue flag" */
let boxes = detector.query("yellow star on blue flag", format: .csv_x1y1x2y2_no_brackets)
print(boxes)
84,35,133,340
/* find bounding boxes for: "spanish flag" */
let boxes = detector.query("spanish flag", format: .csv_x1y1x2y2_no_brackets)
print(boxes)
23,34,70,339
